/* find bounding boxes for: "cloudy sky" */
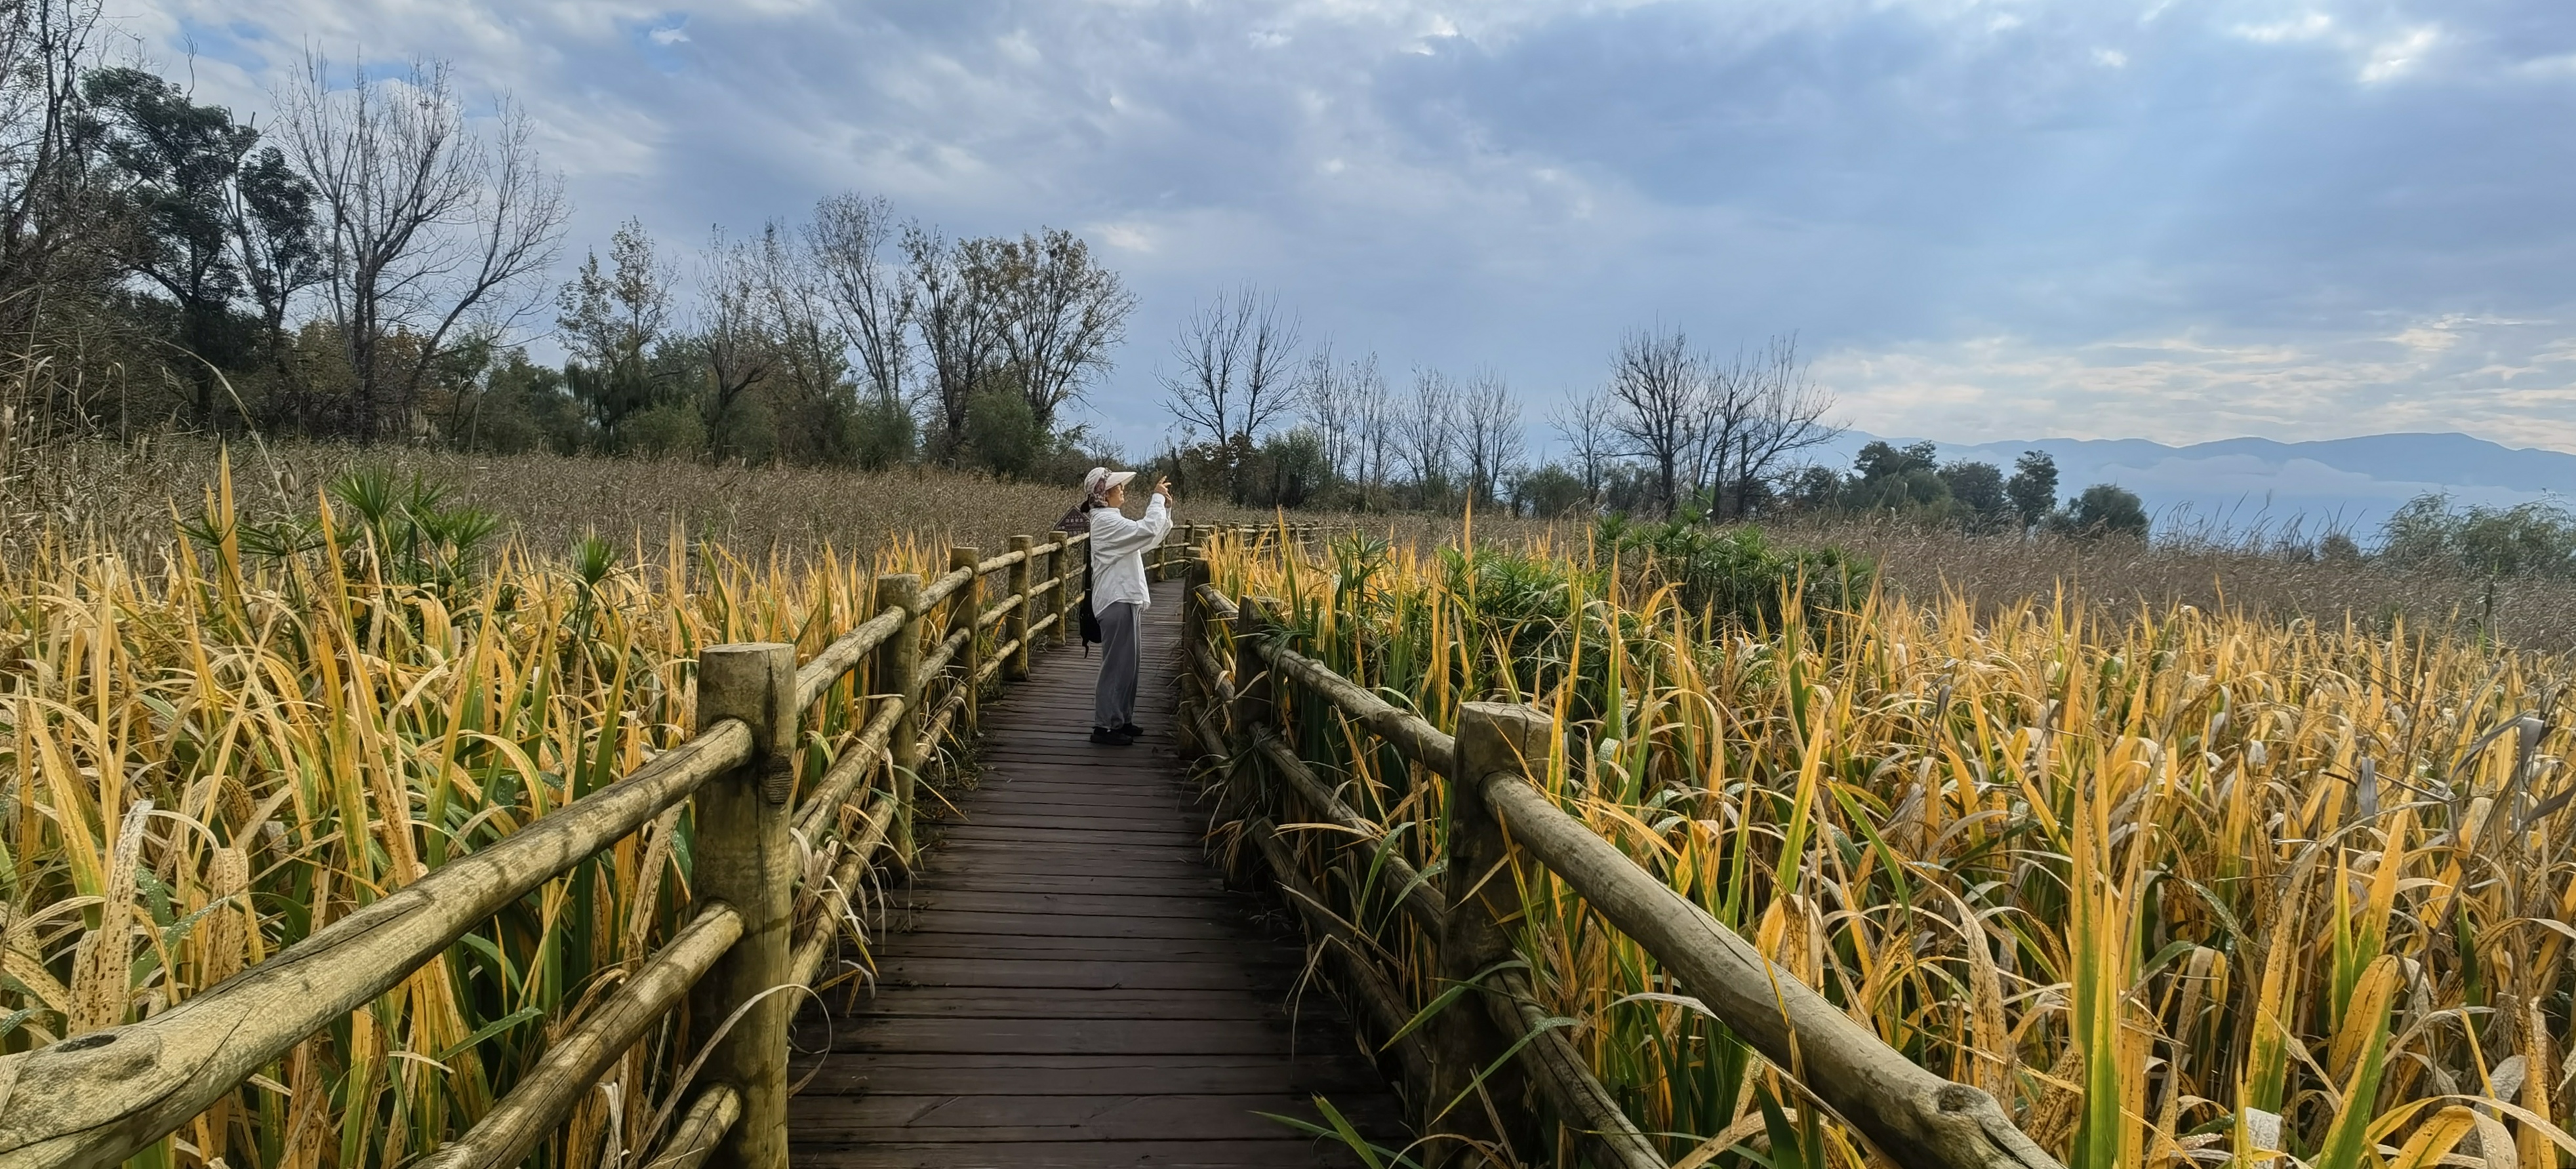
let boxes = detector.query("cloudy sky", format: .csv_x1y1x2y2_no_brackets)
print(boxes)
137,0,2576,458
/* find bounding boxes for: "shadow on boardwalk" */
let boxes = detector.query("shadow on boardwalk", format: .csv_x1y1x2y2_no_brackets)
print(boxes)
790,579,1409,1168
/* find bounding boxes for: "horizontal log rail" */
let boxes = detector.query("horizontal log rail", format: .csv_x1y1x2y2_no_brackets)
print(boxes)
975,637,1023,686
975,591,1024,630
0,720,754,1169
915,563,976,611
648,1086,743,1169
916,624,973,681
792,790,898,989
0,518,1352,1169
794,604,908,709
1476,773,2056,1169
793,698,907,841
414,903,746,1169
1177,527,2064,1169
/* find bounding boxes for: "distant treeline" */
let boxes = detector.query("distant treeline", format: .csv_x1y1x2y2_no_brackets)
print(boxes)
10,4,2525,565
0,5,1134,483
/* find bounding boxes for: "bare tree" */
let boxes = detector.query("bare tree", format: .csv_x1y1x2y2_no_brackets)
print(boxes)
1399,367,1459,505
1683,357,1757,511
905,225,1006,460
1551,390,1619,507
1298,340,1351,486
1458,367,1523,508
992,227,1133,431
1160,285,1300,498
284,55,565,442
1299,340,1388,493
1350,353,1394,495
1728,334,1839,515
1604,324,1703,517
752,220,855,464
692,228,777,460
807,192,912,423
0,0,108,347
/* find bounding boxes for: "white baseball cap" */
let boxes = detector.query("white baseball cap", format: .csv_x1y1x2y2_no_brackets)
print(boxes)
1083,467,1137,497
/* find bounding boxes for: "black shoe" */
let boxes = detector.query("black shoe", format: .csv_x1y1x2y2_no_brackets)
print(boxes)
1091,726,1136,745
1115,723,1145,739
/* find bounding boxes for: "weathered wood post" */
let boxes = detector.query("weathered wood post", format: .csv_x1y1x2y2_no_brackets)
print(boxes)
1049,530,1074,647
1178,538,1213,759
689,643,800,1169
950,547,980,732
1229,595,1274,797
872,574,923,865
1182,544,1211,668
1432,702,1553,1166
1007,534,1034,683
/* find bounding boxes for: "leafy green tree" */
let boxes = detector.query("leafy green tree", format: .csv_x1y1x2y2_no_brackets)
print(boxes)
460,348,582,454
1241,428,1329,507
1938,460,2009,530
83,66,319,426
1845,440,1946,511
2379,494,2576,577
963,387,1041,477
558,220,676,448
1782,464,1843,511
2006,450,2058,530
849,391,916,471
2063,483,2149,538
1513,464,1589,518
622,401,705,458
1853,439,1937,481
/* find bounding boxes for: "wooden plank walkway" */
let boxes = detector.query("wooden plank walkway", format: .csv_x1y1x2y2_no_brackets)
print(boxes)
791,580,1406,1168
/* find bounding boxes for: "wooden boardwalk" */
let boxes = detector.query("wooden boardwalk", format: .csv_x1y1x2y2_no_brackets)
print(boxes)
790,580,1405,1167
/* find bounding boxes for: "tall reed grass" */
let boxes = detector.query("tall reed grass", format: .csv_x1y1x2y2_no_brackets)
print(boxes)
0,461,938,1168
1211,524,2576,1168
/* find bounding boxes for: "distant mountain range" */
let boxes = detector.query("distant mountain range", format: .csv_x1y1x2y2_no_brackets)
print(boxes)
1812,431,2576,535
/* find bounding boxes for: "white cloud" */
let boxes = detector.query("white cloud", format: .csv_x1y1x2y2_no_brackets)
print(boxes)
1091,221,1157,253
1816,316,2576,452
2360,25,2438,83
2232,13,2333,44
100,0,2576,462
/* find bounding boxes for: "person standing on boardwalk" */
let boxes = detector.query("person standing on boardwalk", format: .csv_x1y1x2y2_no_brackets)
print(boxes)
1072,466,1172,745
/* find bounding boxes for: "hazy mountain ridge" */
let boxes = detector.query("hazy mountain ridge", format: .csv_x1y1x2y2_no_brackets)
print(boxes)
1815,431,2576,533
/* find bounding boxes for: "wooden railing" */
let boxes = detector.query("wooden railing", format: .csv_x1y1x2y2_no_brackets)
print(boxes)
1174,533,2065,1169
0,523,1108,1169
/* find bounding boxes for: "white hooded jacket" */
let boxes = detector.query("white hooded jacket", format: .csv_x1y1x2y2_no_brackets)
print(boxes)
1087,491,1171,609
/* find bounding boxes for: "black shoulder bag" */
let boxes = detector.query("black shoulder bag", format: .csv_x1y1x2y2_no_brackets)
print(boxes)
1076,505,1104,654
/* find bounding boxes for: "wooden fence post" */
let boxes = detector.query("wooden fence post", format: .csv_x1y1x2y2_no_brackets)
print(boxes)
1007,534,1034,682
872,574,923,865
1433,702,1553,1167
689,643,800,1169
1178,547,1213,759
1182,549,1211,670
950,547,980,732
1049,530,1073,646
1230,595,1274,788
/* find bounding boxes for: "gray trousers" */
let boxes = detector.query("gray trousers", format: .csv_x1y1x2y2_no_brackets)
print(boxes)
1094,601,1141,728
